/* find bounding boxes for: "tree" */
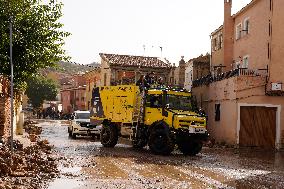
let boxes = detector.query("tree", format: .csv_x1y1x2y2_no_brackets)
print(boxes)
0,0,70,90
26,76,58,108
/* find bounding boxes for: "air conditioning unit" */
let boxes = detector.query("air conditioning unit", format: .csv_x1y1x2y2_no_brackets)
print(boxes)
271,82,282,91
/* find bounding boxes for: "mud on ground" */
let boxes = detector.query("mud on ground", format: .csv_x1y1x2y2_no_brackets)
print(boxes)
35,120,284,189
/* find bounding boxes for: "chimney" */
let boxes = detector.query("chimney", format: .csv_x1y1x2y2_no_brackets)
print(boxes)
223,0,234,71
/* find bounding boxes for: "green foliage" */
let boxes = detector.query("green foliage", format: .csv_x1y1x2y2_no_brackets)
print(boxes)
46,61,100,75
0,0,70,90
26,76,58,108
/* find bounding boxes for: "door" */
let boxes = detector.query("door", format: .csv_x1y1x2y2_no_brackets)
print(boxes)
240,106,277,148
144,94,163,125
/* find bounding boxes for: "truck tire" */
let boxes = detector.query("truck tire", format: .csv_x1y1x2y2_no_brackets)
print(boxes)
72,133,77,139
148,127,174,155
178,141,203,156
100,123,118,147
68,127,73,137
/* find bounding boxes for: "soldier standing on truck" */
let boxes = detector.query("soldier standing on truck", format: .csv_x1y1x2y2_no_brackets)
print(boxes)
136,75,148,90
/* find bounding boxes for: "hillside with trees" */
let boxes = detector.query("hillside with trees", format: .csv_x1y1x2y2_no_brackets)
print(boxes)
46,61,100,75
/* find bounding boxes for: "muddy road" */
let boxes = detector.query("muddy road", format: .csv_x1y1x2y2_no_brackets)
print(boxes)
39,120,284,189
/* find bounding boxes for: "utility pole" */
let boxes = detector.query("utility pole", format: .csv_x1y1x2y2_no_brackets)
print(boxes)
9,16,14,153
159,46,163,58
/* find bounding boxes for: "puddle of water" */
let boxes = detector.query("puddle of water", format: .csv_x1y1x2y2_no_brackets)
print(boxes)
48,178,83,189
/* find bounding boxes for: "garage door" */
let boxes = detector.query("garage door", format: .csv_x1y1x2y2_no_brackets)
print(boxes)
240,106,276,148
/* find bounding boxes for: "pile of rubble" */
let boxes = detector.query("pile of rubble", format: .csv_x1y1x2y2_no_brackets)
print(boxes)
24,121,42,142
0,139,58,188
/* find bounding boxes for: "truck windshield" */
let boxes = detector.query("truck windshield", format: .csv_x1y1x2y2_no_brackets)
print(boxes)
166,95,192,110
75,113,90,119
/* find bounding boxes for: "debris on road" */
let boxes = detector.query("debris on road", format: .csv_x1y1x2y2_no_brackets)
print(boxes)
0,138,58,189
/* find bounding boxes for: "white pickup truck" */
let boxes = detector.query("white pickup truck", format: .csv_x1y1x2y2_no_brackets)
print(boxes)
68,110,101,139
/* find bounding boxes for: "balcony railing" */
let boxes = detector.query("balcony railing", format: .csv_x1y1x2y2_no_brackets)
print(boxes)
193,68,268,88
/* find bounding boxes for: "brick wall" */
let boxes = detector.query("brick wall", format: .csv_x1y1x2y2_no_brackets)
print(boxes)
0,95,11,141
0,76,11,141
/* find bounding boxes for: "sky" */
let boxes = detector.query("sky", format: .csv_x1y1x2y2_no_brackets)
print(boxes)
60,0,252,64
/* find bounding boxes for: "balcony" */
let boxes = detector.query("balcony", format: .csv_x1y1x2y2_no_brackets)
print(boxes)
193,68,268,88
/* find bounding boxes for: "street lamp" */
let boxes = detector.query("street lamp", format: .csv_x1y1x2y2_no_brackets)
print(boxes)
9,16,14,153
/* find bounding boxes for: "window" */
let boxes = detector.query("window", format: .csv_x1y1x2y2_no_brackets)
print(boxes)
189,70,193,82
236,23,242,40
218,34,223,49
243,18,250,35
166,95,192,111
268,43,270,59
104,73,107,86
243,55,249,68
215,104,220,121
146,94,162,108
213,37,217,51
75,112,90,119
269,20,272,36
268,20,271,36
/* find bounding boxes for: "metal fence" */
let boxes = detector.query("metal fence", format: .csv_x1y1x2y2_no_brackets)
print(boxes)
193,68,268,88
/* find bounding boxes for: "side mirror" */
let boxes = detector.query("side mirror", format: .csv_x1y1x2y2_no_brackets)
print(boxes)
165,104,170,109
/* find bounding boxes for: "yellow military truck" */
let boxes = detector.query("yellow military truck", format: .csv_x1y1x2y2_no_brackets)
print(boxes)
90,85,208,155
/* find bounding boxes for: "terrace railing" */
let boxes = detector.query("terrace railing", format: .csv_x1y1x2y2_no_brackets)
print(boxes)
193,67,268,88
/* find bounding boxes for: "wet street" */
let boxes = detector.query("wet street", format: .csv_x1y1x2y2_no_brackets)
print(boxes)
39,120,284,189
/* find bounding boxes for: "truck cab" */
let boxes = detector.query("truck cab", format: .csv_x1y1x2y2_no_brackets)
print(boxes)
145,89,206,133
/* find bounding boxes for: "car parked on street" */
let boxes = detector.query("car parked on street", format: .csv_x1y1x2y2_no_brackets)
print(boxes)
68,110,101,139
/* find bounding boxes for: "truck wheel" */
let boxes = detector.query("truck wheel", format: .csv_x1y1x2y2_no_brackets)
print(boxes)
100,124,118,147
72,133,77,139
178,141,203,156
148,128,174,155
68,127,72,137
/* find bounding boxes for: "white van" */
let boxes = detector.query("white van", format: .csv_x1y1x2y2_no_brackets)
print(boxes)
68,110,101,139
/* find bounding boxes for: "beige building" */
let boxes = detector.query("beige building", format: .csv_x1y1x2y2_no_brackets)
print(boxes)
99,53,173,86
193,0,284,149
173,57,186,88
184,54,210,91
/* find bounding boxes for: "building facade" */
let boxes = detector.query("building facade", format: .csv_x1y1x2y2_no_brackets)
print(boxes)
184,54,210,91
193,0,284,149
99,53,173,87
172,57,186,88
61,86,87,114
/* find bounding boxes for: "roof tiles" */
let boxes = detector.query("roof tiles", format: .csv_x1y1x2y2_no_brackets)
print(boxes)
100,53,171,68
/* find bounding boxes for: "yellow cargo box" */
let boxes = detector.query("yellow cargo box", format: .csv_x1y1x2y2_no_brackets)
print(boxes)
91,85,140,124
